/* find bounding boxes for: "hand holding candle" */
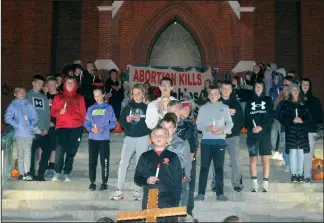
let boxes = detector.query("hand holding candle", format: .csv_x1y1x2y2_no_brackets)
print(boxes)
24,114,29,126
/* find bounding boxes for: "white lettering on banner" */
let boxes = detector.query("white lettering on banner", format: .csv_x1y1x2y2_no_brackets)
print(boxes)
128,66,213,99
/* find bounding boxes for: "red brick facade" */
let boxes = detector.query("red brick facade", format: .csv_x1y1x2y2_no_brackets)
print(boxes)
2,0,324,117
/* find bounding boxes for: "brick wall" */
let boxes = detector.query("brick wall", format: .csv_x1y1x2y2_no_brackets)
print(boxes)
1,0,53,119
275,1,300,72
301,0,324,107
54,1,82,73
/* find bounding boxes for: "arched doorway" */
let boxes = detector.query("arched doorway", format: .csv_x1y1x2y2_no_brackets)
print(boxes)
148,19,203,68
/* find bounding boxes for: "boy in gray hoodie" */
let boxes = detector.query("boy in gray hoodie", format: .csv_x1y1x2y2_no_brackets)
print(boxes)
160,112,191,207
26,75,51,180
195,87,233,201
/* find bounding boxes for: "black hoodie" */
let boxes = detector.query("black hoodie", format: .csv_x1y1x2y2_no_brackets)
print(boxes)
300,79,323,133
220,94,244,138
245,88,275,146
120,100,151,137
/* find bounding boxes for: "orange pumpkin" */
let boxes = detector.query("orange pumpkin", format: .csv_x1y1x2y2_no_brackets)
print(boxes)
312,158,324,172
240,127,247,134
112,121,123,133
11,168,20,178
312,171,324,180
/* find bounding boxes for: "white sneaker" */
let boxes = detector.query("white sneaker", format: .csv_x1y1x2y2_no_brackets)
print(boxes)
251,179,258,192
262,180,269,192
133,191,141,201
52,173,61,181
64,174,72,182
111,190,124,200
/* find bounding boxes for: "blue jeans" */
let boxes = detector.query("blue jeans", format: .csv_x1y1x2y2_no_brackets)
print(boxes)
280,132,289,167
289,149,304,175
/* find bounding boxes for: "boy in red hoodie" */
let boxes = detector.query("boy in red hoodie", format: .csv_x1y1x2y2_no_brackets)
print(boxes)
50,76,86,181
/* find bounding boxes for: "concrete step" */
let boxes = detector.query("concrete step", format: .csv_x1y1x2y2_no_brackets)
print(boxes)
2,209,323,222
3,199,323,213
3,190,323,203
4,179,323,193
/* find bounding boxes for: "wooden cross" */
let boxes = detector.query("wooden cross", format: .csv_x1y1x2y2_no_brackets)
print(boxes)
116,188,187,222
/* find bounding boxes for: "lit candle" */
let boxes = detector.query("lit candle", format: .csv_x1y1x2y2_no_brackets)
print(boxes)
252,119,257,128
24,114,28,121
129,110,132,116
94,123,97,129
155,163,160,178
277,89,280,95
295,108,298,118
64,103,67,110
213,118,216,127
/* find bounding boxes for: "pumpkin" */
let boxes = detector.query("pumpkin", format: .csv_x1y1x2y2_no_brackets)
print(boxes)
312,171,324,180
312,158,324,172
11,168,20,178
112,121,123,133
240,127,247,134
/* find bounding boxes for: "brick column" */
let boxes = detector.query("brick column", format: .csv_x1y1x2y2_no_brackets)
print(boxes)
97,4,113,59
240,3,255,60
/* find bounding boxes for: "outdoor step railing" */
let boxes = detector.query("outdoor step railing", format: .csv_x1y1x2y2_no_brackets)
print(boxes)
1,125,14,189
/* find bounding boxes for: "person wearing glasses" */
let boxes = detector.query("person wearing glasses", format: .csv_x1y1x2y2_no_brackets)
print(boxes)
145,77,177,129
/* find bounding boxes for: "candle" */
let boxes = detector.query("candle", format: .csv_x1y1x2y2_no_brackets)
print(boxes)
64,103,67,110
155,163,160,178
240,77,243,85
295,108,298,118
252,119,257,128
277,89,280,95
94,123,97,129
213,118,216,127
129,110,132,116
93,75,95,82
244,80,247,85
24,114,28,121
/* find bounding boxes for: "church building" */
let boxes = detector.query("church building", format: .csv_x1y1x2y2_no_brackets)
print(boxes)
2,0,324,115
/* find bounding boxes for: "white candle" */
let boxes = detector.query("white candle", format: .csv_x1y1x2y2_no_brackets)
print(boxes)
64,103,67,110
129,110,132,116
295,108,298,118
24,114,28,121
213,118,216,127
93,75,95,82
277,89,280,95
94,123,97,129
244,80,246,85
252,119,257,128
240,77,243,85
155,163,160,178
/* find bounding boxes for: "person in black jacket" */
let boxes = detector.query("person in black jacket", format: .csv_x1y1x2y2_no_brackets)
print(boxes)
105,69,124,120
134,126,182,222
218,81,244,192
167,100,198,221
111,84,151,201
300,78,323,183
278,83,311,183
250,64,265,86
245,81,274,192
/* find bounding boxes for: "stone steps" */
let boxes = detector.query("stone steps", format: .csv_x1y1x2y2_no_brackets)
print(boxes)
3,133,323,222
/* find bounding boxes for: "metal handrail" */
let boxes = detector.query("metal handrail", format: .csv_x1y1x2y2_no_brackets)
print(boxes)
1,124,14,188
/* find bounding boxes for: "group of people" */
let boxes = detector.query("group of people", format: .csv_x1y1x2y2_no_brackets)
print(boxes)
4,60,323,222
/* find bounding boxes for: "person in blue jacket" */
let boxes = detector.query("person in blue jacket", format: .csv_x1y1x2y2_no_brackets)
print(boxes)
5,87,39,181
84,88,117,191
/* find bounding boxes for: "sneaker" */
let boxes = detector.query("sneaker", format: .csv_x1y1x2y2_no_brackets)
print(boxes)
133,191,141,201
99,183,108,191
262,180,269,192
304,178,311,183
234,186,242,192
52,173,61,182
89,183,96,191
23,172,33,181
297,175,304,183
251,179,258,192
63,174,72,182
216,194,229,201
194,194,205,201
291,175,298,182
17,174,24,181
45,169,55,178
111,190,124,200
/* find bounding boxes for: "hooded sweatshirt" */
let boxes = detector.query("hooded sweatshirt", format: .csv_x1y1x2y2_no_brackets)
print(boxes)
245,89,275,146
5,99,39,138
269,69,284,103
84,102,117,140
196,102,234,142
145,96,177,129
300,80,323,133
120,100,151,137
50,79,86,129
26,89,50,131
220,94,244,138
